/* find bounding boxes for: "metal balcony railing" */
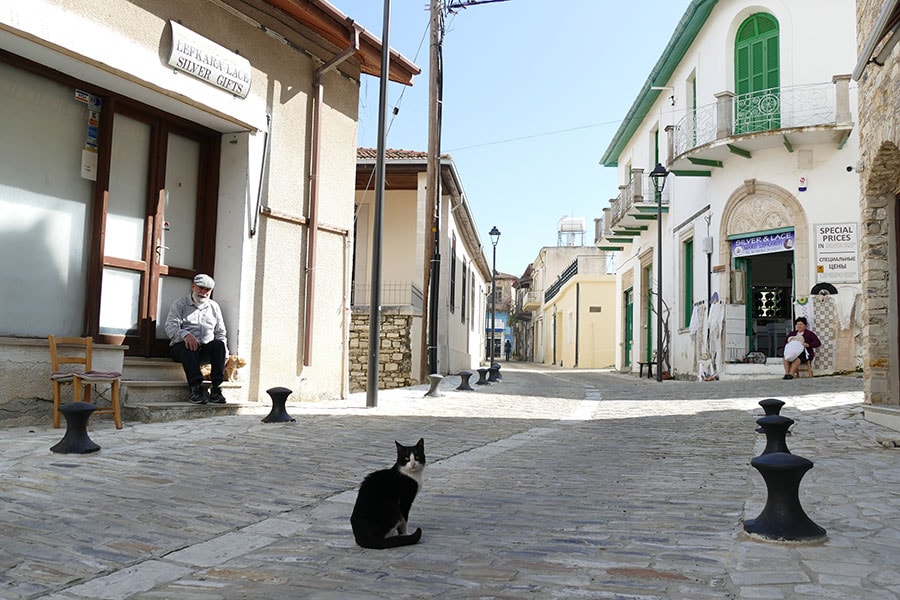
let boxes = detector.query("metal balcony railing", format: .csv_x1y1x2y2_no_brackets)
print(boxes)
544,255,610,303
602,171,672,235
351,282,423,309
674,80,846,157
522,290,543,309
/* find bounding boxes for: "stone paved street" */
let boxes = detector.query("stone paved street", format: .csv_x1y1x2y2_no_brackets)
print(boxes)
2,363,898,599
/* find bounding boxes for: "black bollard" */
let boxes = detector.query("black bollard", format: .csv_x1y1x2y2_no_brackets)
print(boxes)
490,362,502,381
475,367,491,385
743,451,826,543
262,387,295,423
757,399,786,432
424,374,443,398
488,363,501,383
759,398,785,416
456,370,474,391
757,415,794,454
51,402,101,454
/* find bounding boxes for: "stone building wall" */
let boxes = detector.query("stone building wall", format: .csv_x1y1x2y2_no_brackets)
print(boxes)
855,0,900,408
349,312,413,393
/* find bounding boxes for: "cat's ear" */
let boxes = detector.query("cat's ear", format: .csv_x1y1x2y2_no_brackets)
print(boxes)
416,438,424,449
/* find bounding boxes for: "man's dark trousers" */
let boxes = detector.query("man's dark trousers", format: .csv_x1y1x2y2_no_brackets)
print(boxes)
171,339,226,386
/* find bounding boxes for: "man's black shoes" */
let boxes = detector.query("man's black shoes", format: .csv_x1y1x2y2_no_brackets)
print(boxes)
189,385,208,404
188,384,225,404
208,386,226,404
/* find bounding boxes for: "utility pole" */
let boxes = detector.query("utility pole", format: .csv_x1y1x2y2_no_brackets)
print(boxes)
366,0,392,408
421,0,509,381
422,0,443,380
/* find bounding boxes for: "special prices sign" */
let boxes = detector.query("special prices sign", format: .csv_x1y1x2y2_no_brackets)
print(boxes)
815,222,860,283
168,21,251,98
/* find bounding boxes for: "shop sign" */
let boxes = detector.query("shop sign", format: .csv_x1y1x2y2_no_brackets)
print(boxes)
168,21,251,98
815,222,859,283
730,231,794,257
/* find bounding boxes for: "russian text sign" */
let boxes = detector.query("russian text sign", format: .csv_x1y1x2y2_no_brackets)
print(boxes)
815,222,859,283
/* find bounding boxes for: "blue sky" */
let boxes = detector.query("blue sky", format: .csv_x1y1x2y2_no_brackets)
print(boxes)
331,0,693,276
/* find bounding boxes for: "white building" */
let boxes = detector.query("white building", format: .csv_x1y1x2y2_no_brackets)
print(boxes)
598,0,861,379
354,149,490,387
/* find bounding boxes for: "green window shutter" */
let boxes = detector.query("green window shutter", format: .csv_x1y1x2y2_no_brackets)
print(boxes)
735,46,750,95
624,288,633,367
654,129,659,165
683,239,694,329
735,13,780,134
646,266,653,363
765,36,780,88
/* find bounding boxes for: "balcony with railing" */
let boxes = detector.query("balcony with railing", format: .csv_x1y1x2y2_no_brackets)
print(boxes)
670,76,853,171
350,282,424,311
544,255,610,303
597,169,671,247
522,289,543,311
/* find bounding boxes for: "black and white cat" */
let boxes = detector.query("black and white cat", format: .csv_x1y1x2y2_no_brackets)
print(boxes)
350,438,425,549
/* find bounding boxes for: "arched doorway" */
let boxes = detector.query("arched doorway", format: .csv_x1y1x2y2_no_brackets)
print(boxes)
719,180,808,360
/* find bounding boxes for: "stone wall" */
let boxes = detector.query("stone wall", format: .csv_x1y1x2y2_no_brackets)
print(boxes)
855,0,900,407
349,312,413,393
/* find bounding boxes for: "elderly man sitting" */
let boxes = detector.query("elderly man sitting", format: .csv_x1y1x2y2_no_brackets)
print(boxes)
165,273,228,404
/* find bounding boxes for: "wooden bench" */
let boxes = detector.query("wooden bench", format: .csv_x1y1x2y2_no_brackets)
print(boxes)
637,361,654,378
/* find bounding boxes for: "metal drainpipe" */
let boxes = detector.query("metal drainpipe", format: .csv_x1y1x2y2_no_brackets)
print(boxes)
304,24,361,366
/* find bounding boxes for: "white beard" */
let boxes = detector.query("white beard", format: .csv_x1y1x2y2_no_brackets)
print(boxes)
192,292,210,308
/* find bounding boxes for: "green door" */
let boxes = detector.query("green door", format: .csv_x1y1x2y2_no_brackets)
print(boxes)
735,13,780,134
624,288,634,367
734,256,754,338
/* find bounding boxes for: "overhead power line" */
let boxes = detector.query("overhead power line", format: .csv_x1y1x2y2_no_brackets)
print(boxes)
447,0,511,9
447,119,622,152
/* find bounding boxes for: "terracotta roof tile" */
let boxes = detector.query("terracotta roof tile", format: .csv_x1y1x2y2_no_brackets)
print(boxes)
357,147,449,160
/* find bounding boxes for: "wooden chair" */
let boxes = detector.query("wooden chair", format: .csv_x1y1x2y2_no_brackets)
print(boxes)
797,358,814,378
48,336,123,429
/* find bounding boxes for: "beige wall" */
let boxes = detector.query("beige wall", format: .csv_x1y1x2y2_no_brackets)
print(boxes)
541,272,617,369
0,0,362,404
355,189,420,286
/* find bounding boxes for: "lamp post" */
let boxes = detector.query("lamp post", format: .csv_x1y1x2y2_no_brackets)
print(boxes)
489,226,501,364
649,163,670,382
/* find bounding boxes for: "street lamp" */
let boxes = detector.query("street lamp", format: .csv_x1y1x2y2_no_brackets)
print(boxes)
649,163,670,382
489,226,501,364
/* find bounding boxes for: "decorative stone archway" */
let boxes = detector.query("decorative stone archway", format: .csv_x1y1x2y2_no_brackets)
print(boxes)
719,179,809,302
860,141,900,408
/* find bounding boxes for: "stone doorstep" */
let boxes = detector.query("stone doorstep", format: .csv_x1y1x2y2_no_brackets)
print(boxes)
720,361,797,380
122,381,269,424
122,356,257,424
123,380,242,405
123,400,266,424
865,405,900,438
122,356,185,381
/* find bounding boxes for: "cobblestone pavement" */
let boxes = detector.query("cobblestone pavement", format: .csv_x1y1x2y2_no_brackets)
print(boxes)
2,363,898,599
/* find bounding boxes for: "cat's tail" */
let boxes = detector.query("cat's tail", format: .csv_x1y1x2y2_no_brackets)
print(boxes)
356,528,422,549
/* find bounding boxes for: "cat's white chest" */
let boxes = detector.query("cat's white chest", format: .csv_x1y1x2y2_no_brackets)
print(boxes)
402,468,423,490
